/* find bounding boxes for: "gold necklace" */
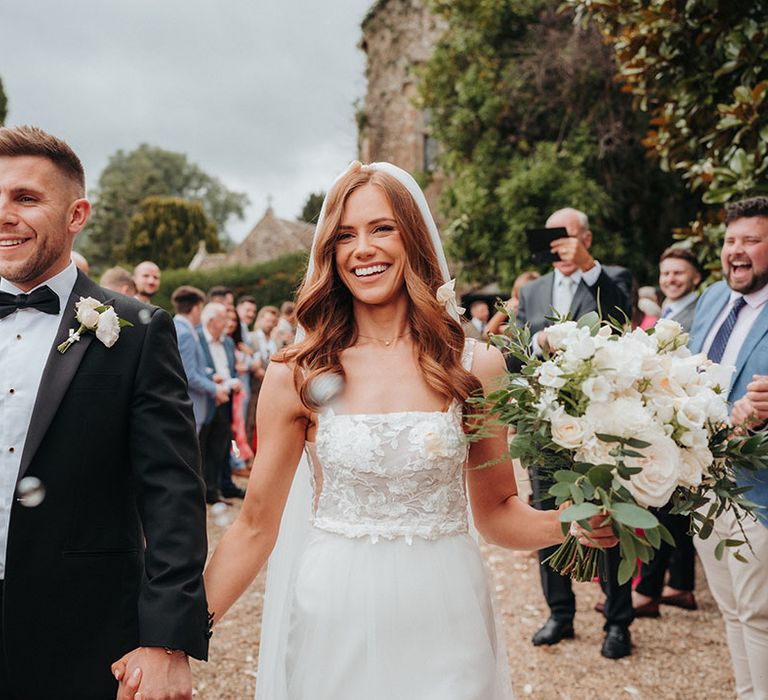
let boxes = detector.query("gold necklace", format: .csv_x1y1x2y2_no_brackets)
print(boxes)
356,330,410,347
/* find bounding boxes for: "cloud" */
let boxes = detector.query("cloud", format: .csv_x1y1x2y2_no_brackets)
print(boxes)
1,0,371,240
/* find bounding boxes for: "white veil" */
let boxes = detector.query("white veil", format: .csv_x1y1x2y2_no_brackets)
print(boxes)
254,162,460,698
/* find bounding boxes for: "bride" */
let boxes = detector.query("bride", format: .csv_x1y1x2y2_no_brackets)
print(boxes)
202,162,616,699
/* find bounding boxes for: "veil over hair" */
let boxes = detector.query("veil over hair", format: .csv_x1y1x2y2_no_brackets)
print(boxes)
255,161,466,698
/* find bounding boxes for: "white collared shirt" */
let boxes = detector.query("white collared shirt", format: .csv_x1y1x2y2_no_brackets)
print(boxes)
661,290,698,319
0,263,77,578
203,328,231,382
701,283,768,370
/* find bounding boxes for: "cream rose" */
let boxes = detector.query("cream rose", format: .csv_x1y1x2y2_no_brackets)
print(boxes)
679,447,712,488
95,307,121,347
75,297,102,328
537,361,566,388
620,430,681,508
550,409,589,450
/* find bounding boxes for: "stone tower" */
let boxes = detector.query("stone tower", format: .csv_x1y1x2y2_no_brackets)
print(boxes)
358,0,446,210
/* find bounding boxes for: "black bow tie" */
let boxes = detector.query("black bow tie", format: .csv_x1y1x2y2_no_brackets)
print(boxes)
0,285,61,319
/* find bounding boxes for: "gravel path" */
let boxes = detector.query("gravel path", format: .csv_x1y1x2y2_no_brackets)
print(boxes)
193,493,734,699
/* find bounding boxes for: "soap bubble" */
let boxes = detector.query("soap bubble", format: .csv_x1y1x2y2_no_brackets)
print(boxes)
17,476,46,507
307,373,345,407
138,309,152,325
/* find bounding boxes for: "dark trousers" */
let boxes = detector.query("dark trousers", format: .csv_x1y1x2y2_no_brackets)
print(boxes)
532,468,634,629
199,402,232,502
0,581,13,699
635,511,695,598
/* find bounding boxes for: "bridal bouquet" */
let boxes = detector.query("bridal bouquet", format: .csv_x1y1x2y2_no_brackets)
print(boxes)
487,313,768,583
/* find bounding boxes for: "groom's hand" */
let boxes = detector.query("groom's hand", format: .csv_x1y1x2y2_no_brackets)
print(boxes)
112,647,192,700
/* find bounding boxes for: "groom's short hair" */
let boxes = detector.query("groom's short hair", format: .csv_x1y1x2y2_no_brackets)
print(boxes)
0,125,85,194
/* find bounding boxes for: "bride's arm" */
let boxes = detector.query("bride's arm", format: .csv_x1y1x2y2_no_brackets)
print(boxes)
466,344,617,551
204,361,308,623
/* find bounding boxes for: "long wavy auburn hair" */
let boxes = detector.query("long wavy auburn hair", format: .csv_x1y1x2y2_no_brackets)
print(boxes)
275,162,481,415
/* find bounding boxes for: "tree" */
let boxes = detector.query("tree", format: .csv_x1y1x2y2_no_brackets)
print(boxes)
124,196,220,269
568,0,768,279
299,191,326,224
81,144,248,268
0,76,7,125
417,0,698,287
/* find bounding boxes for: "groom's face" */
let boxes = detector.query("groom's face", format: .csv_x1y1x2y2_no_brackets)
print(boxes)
0,155,90,291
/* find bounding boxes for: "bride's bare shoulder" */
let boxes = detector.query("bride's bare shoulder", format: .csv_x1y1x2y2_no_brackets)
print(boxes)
468,341,506,391
261,360,308,416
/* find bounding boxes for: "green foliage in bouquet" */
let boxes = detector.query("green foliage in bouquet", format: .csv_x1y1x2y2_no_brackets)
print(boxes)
485,312,768,583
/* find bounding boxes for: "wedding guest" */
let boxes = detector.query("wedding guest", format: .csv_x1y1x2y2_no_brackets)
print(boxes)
226,307,254,476
658,247,701,330
688,196,768,699
469,299,490,334
70,250,89,275
235,294,258,425
485,270,540,336
172,285,228,434
133,260,161,303
208,285,235,310
247,305,279,448
638,285,662,329
515,207,634,659
236,294,258,338
100,265,137,296
0,125,208,699
274,300,297,348
198,302,243,503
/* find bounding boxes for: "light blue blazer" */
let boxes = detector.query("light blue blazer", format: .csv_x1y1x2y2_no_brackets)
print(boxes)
689,281,768,524
173,316,218,432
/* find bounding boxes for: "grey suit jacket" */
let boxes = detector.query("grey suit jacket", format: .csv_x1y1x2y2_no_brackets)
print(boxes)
669,296,698,333
516,264,633,336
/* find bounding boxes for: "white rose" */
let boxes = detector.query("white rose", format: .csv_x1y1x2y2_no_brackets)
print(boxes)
95,307,121,347
619,430,681,508
647,395,675,424
679,447,712,488
575,434,614,466
676,397,707,431
537,361,566,388
702,361,735,395
550,409,589,450
654,319,686,346
545,321,579,350
582,375,613,403
562,326,596,361
75,297,102,328
534,388,559,418
679,426,709,450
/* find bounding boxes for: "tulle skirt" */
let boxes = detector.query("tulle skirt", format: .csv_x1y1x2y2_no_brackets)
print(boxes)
280,529,513,700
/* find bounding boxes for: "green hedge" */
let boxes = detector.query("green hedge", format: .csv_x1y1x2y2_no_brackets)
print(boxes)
153,252,308,312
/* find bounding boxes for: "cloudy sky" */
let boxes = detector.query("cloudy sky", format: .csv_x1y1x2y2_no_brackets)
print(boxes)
1,0,372,241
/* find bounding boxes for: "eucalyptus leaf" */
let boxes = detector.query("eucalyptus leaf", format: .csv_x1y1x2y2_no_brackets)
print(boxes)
559,503,601,522
611,502,659,529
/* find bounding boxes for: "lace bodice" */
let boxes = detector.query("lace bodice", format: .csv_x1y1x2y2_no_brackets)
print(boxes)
306,340,475,543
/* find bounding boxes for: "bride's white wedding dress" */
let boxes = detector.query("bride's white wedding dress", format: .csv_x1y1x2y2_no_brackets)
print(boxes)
259,340,513,699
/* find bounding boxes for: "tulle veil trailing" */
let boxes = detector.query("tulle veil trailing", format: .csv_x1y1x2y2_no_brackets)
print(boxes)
254,162,493,698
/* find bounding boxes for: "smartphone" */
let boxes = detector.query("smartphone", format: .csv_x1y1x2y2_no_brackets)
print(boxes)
525,227,569,264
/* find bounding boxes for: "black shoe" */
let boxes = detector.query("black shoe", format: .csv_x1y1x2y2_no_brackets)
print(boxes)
221,486,245,499
532,618,575,646
206,493,223,505
601,624,632,659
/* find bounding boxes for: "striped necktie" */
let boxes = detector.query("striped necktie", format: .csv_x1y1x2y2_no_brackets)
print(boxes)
707,296,747,363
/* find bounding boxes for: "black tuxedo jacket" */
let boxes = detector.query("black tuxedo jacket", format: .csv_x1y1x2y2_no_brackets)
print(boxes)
516,265,633,335
3,272,209,699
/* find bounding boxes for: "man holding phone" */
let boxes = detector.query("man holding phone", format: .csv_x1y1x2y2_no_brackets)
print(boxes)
516,207,634,659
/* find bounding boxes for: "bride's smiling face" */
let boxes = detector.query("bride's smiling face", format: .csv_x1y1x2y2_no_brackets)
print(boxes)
334,183,407,306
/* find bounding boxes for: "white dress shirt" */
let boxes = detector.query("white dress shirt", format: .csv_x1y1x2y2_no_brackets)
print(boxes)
701,284,768,370
661,290,698,319
0,263,77,577
533,262,603,354
203,329,231,382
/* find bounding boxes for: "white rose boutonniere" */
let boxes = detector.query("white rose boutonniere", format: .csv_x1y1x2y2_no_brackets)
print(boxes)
57,296,133,353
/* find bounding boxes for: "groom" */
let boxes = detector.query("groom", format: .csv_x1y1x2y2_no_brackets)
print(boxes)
0,125,209,699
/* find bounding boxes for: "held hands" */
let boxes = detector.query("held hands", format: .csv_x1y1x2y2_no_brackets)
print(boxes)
112,647,192,700
731,375,768,429
214,386,230,406
550,236,595,271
